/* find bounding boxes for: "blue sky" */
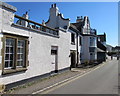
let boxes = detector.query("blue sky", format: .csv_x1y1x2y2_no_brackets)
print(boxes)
8,2,118,47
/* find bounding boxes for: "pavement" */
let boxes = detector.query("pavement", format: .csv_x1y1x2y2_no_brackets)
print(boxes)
3,58,112,94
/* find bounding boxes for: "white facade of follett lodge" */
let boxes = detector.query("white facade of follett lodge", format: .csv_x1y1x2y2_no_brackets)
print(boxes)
0,2,106,89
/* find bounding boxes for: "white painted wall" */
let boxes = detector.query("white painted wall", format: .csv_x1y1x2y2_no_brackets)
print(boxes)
1,26,71,85
77,36,81,64
0,5,2,31
90,36,97,47
2,10,15,32
81,15,97,63
90,36,97,61
69,29,82,64
0,33,3,65
81,35,97,63
0,2,71,85
82,16,90,34
46,4,70,30
81,36,90,63
69,29,76,51
0,3,3,86
57,15,70,29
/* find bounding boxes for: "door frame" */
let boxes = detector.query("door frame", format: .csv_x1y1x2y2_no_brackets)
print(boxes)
51,46,58,73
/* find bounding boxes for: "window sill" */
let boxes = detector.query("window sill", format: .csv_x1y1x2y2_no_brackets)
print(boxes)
2,67,27,75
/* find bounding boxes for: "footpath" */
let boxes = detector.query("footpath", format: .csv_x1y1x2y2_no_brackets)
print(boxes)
3,58,111,94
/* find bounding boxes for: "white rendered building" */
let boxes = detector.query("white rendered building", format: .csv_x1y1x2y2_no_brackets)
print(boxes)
0,2,81,90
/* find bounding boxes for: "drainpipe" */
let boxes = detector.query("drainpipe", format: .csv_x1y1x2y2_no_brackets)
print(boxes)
76,32,79,67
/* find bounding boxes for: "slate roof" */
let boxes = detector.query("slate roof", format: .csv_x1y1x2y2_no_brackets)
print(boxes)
97,48,105,52
70,24,79,31
71,22,84,32
70,22,97,36
97,41,106,52
113,46,120,50
97,33,106,42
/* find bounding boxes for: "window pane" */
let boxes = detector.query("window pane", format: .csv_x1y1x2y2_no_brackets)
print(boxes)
18,48,20,53
10,47,14,53
10,54,13,60
17,48,24,53
71,33,75,43
5,61,8,68
51,50,57,55
17,61,23,67
18,40,24,47
17,61,20,66
21,48,24,53
10,39,14,46
5,54,9,60
17,54,23,60
6,47,9,53
6,39,9,46
18,54,20,60
20,54,23,59
10,61,13,67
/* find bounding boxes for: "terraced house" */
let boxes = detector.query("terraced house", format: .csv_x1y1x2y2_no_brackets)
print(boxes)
0,2,106,90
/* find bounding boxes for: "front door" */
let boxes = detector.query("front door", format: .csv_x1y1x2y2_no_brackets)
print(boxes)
51,46,58,73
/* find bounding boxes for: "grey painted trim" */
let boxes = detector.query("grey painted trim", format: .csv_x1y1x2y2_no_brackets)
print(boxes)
1,29,29,38
0,1,17,12
12,24,60,38
69,26,80,33
56,27,67,33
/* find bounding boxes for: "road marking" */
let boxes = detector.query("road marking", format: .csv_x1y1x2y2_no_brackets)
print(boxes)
32,61,108,94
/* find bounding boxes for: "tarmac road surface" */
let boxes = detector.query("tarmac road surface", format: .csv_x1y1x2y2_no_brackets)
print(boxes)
41,59,118,94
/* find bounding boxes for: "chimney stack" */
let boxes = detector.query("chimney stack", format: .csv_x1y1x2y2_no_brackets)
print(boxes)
76,16,83,23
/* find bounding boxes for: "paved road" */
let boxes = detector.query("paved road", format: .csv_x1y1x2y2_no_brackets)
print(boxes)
41,59,118,94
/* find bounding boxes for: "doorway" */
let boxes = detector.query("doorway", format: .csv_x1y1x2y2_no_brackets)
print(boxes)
70,51,76,68
51,46,58,73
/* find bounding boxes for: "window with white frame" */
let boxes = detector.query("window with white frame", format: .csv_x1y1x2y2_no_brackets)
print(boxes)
5,38,15,69
17,40,25,67
4,36,28,71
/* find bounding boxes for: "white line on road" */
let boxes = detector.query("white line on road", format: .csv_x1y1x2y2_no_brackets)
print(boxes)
32,61,108,94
